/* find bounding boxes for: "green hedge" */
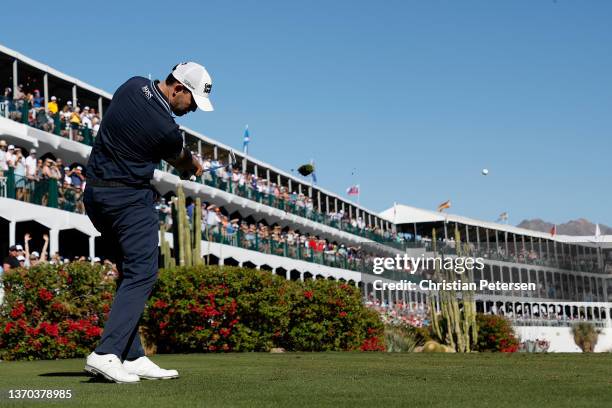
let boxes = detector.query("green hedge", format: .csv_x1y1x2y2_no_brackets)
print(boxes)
0,263,384,360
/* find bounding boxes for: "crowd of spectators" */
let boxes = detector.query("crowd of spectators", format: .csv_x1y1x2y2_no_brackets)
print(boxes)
365,295,431,328
157,198,388,272
0,141,86,212
488,302,608,325
1,86,100,143
172,156,411,248
0,233,112,273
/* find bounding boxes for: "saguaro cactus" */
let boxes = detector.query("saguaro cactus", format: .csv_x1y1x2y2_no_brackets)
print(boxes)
159,222,175,269
168,185,203,267
429,227,478,352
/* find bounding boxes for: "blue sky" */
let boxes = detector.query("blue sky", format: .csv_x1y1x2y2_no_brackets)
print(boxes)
3,1,611,225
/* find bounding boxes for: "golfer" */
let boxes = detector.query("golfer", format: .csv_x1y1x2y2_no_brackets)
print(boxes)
83,62,212,383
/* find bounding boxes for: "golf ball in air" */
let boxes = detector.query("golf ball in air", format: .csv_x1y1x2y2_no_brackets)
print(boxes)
482,169,489,176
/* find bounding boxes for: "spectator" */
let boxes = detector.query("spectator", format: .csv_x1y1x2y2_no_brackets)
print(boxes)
5,144,15,167
69,106,81,140
24,233,49,267
48,96,59,115
25,148,38,182
81,106,92,129
13,84,24,105
205,205,220,236
92,115,101,137
2,87,11,101
11,148,26,200
70,166,85,188
0,140,7,175
32,89,44,109
2,245,20,271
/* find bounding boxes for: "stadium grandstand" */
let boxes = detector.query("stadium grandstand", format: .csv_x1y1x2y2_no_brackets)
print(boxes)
1,43,611,351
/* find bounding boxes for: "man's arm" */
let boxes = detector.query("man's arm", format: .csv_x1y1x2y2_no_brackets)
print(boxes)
166,148,203,177
40,234,49,262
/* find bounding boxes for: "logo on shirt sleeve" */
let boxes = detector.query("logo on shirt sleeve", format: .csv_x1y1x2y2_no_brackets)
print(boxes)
141,85,152,100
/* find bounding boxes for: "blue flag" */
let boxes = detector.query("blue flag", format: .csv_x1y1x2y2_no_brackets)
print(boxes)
243,125,250,154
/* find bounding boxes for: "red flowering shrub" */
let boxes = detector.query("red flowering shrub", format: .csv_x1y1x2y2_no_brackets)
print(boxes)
0,263,384,360
475,314,519,352
0,262,114,361
141,265,384,353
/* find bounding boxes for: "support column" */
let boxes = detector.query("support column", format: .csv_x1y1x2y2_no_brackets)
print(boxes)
495,231,499,255
72,85,77,107
12,59,18,97
43,73,49,109
505,232,509,257
89,236,96,263
98,97,103,119
49,228,59,257
9,221,16,246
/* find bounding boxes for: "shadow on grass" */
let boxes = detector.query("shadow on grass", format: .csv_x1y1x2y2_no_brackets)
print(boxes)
39,372,91,377
40,371,119,383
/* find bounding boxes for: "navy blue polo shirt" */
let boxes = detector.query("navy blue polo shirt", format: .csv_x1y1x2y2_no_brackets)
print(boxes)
86,76,184,187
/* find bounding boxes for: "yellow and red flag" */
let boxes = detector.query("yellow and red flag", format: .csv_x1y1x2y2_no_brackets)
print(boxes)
437,200,451,212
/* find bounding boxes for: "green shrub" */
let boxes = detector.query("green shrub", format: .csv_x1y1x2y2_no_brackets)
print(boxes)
475,314,519,352
384,325,418,352
571,322,601,353
0,263,384,360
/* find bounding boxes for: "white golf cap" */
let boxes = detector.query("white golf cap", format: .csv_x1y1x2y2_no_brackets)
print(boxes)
171,62,214,112
16,244,23,251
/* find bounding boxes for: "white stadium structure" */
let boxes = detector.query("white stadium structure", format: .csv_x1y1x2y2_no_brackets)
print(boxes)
1,44,611,352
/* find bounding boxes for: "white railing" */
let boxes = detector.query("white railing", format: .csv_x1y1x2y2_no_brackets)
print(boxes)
0,101,9,118
0,176,6,198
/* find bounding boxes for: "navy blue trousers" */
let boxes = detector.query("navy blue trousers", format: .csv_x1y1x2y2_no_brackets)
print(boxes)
84,185,159,361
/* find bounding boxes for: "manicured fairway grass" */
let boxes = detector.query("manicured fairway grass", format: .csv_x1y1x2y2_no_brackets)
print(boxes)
0,353,611,408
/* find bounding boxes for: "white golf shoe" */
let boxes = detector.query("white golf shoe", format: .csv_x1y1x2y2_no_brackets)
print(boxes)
84,352,140,383
123,356,179,380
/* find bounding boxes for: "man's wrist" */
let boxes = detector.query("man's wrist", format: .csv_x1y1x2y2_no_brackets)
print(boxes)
182,148,193,165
